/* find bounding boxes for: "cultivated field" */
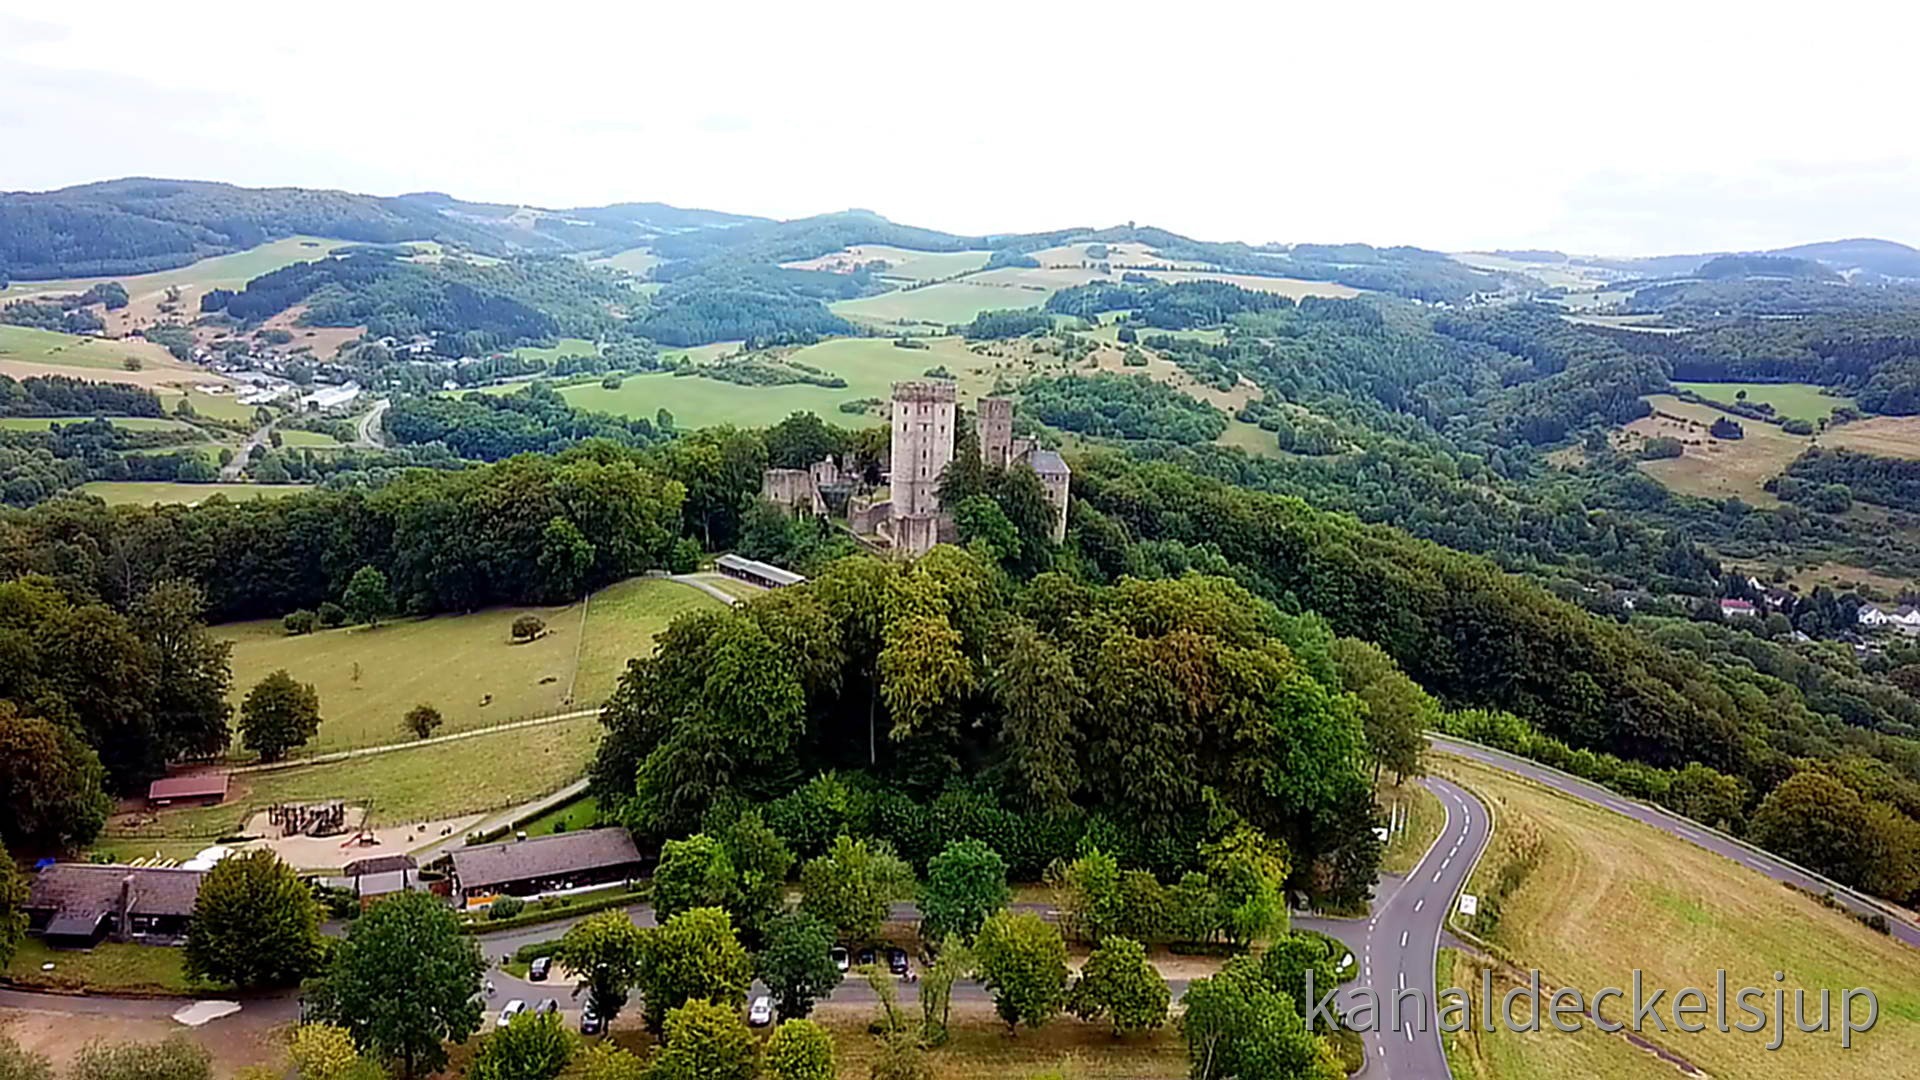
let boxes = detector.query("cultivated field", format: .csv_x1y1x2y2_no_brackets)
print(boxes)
1671,381,1856,423
1824,415,1920,460
1140,269,1361,299
222,576,720,756
1624,394,1810,504
1439,755,1920,1080
783,244,993,282
75,481,308,505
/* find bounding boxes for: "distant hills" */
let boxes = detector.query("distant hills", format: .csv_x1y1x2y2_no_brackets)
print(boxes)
0,177,762,282
1477,237,1920,284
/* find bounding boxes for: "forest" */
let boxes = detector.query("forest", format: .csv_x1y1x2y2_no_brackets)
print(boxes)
1020,373,1227,443
385,384,668,460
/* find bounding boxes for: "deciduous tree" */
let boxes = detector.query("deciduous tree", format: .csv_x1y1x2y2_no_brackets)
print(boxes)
306,892,485,1079
404,703,442,740
973,910,1069,1033
184,850,323,988
342,566,392,627
761,1018,836,1080
0,703,109,851
919,839,1010,944
649,999,756,1080
635,907,752,1031
1067,936,1169,1036
755,912,841,1020
797,835,914,944
468,1012,572,1080
238,670,321,762
553,910,648,1027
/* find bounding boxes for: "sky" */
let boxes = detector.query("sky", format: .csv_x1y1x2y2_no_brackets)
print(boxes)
4,0,1919,256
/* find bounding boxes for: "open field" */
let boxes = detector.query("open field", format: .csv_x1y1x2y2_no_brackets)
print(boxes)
831,279,1050,327
1765,560,1918,597
1142,269,1361,299
1672,381,1856,422
76,481,308,505
590,247,660,277
275,427,345,448
223,577,717,756
258,305,362,361
783,244,993,282
0,236,340,337
520,794,602,837
686,571,767,602
513,337,601,363
1624,394,1810,505
4,938,200,996
0,415,200,432
819,1011,1188,1079
1439,754,1920,1079
1438,948,1672,1080
1451,251,1616,290
105,716,603,843
157,386,261,424
1824,415,1920,460
0,324,197,384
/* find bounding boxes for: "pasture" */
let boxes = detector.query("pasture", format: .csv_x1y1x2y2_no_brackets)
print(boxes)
1141,269,1361,299
1440,755,1920,1080
221,576,721,756
783,244,992,282
75,481,308,505
1823,415,1920,461
1671,381,1856,423
590,247,660,277
0,324,191,383
276,428,346,448
157,386,263,424
1624,394,1810,505
831,280,1050,327
104,716,604,844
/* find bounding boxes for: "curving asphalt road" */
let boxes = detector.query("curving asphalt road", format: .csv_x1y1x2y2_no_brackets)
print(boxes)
1298,774,1489,1079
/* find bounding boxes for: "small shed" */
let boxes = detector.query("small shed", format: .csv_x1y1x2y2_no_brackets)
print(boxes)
147,772,230,809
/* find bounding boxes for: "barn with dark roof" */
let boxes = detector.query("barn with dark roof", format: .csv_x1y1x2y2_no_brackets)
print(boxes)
25,864,205,947
448,829,642,905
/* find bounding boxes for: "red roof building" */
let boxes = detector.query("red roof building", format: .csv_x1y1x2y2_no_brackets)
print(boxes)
146,772,230,807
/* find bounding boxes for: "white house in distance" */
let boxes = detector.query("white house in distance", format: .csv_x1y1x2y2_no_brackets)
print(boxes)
1720,598,1758,619
1858,605,1920,633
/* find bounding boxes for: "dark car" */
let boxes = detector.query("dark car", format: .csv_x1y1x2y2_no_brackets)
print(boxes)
529,956,552,982
886,947,910,976
579,1004,602,1035
856,947,877,968
535,998,560,1016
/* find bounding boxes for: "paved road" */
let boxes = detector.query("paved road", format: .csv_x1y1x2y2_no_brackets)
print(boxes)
353,399,388,448
1432,734,1920,950
1298,775,1489,1079
219,421,272,480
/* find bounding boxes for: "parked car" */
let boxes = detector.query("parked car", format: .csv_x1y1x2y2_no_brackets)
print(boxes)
856,947,877,968
579,1004,602,1035
497,1000,527,1028
529,956,552,982
886,947,910,976
831,946,850,972
748,996,773,1027
535,998,560,1016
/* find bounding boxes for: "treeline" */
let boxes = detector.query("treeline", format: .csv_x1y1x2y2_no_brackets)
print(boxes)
1044,279,1293,328
958,308,1052,339
590,555,1386,907
1780,447,1920,512
1,447,696,623
1021,373,1226,444
385,384,668,461
0,375,164,417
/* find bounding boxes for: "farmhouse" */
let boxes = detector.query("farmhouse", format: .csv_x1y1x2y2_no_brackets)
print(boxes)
715,553,806,589
25,864,205,947
1858,605,1920,633
448,828,643,905
1719,598,1757,619
146,771,229,808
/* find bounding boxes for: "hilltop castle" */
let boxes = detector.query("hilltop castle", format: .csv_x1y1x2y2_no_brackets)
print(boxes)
764,381,1069,557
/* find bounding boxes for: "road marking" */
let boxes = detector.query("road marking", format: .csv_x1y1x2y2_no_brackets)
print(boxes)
1433,869,1443,882
1414,898,1424,912
1400,931,1409,947
1398,970,1406,989
1365,964,1372,978
1448,845,1458,857
1442,857,1452,870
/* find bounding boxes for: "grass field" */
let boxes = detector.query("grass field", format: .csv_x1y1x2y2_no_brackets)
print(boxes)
157,386,262,424
275,428,344,449
1672,381,1856,422
105,716,604,842
686,571,767,602
520,794,602,837
1439,755,1920,1079
513,337,601,363
0,324,183,375
783,245,993,282
590,248,660,277
1438,948,1669,1079
0,415,200,432
1625,394,1810,505
4,938,202,996
831,280,1051,327
221,577,719,756
76,481,308,505
0,237,339,304
1824,415,1920,460
1141,270,1361,299
820,1014,1187,1079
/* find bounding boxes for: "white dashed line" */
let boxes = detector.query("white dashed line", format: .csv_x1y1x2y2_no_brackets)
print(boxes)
1442,857,1452,870
1400,931,1409,947
1414,898,1424,912
1433,869,1443,882
1398,970,1406,989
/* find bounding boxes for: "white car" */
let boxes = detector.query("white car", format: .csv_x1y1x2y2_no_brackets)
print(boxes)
497,1000,528,1027
747,996,773,1027
830,946,849,973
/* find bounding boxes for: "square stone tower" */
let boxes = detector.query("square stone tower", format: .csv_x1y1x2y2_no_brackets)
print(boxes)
976,396,1014,468
889,381,956,554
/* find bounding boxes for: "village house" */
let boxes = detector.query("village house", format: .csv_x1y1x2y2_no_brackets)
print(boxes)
25,864,205,947
446,828,644,907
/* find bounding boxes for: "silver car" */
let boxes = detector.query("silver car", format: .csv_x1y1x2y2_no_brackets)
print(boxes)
497,1000,527,1028
747,996,773,1027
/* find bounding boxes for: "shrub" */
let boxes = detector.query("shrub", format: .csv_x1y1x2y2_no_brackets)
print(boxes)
488,897,527,921
283,609,318,635
318,602,347,628
512,615,547,641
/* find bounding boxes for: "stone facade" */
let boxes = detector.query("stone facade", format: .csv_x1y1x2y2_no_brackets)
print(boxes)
889,380,956,555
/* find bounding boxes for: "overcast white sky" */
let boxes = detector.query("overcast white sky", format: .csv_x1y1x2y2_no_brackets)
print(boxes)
4,0,1917,256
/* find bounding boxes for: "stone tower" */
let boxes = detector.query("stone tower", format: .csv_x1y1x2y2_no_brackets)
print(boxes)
976,396,1014,468
889,380,955,554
